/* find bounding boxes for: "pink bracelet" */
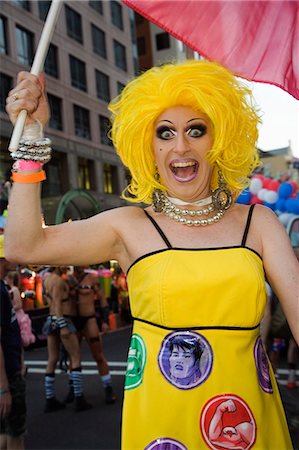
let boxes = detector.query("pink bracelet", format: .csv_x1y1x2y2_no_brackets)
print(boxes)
14,160,43,172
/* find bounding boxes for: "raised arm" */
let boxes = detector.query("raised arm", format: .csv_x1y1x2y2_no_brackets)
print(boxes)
254,205,299,344
4,72,124,267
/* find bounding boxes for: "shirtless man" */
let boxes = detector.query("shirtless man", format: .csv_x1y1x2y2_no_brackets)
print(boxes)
66,266,116,404
42,267,91,412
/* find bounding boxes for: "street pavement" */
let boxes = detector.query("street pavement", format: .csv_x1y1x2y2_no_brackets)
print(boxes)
24,326,299,450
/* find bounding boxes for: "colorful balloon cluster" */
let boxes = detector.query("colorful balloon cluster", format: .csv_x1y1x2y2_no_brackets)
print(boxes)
236,175,299,227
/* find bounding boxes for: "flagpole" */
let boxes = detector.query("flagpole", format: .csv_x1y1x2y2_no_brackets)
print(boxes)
8,0,63,152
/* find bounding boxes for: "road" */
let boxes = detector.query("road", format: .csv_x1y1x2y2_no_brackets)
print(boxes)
24,326,299,450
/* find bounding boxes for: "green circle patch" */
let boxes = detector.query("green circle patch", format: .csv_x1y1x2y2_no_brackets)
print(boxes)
124,333,147,390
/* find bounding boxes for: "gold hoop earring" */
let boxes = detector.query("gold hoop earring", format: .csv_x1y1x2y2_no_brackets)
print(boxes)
212,170,232,211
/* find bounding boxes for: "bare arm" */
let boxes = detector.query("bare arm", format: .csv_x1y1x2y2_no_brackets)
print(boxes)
255,206,299,344
4,72,124,267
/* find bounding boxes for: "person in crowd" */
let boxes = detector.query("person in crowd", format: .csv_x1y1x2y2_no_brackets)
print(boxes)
0,236,26,450
42,267,91,412
4,60,298,449
5,271,35,375
65,266,116,404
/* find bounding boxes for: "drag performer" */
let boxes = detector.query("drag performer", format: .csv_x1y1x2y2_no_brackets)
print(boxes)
5,60,298,448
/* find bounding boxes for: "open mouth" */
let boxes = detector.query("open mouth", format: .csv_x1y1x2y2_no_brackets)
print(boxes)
170,159,199,182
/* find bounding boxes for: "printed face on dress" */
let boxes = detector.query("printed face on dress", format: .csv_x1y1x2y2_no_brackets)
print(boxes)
169,344,198,379
153,106,214,202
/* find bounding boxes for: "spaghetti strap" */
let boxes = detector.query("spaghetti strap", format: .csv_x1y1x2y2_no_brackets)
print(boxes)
143,210,172,248
241,204,256,247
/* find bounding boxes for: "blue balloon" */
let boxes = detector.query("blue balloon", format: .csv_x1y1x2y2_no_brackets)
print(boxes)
285,198,299,214
278,182,293,199
275,198,286,212
263,202,276,210
236,189,251,204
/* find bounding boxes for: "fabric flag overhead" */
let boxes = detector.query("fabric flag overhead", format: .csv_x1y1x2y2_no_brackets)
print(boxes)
122,0,299,100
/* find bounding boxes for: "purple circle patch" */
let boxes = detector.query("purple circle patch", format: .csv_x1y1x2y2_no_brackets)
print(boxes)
254,336,273,393
158,331,213,390
144,438,187,450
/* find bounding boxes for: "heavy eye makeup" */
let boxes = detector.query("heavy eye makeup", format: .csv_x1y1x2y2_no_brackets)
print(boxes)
156,123,207,140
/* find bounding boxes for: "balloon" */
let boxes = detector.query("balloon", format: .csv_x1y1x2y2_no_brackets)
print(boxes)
250,195,263,205
267,180,280,191
236,189,251,204
263,202,276,210
278,182,294,199
262,178,272,189
285,198,299,214
264,190,278,204
275,198,286,212
288,180,298,193
257,188,268,201
278,213,295,227
249,177,263,195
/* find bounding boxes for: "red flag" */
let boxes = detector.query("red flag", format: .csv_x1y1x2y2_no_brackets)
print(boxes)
123,0,299,99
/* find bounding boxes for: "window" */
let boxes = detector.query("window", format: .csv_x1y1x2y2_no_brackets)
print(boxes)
0,16,8,55
78,157,96,190
135,12,145,26
156,32,170,50
69,55,87,92
110,1,123,30
113,40,127,72
89,1,103,15
13,1,30,11
65,5,83,44
48,94,63,131
95,70,110,102
91,24,106,59
117,81,125,95
74,105,91,140
103,163,119,194
16,26,33,66
42,151,68,198
99,115,113,146
45,44,58,78
137,37,146,56
38,1,51,21
0,73,12,112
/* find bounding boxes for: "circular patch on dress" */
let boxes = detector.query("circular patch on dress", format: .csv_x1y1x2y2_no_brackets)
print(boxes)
200,394,257,450
144,437,187,450
124,333,147,390
254,336,273,393
158,331,213,390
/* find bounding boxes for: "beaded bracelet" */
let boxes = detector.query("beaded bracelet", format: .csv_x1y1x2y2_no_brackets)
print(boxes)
11,170,46,184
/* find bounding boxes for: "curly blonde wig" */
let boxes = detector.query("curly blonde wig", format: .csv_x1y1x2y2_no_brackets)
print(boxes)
108,59,261,204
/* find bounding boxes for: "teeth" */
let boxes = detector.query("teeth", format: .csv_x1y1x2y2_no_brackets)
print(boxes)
171,161,196,168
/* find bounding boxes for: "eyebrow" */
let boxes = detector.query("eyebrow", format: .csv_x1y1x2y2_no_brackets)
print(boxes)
157,117,205,125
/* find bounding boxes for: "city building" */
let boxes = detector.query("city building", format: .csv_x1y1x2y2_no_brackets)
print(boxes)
0,0,138,224
135,11,200,71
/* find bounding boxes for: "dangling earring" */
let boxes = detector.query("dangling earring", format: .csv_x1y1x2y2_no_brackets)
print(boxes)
152,169,163,212
212,170,232,211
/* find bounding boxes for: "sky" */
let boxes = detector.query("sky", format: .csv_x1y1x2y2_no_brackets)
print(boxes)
248,81,299,157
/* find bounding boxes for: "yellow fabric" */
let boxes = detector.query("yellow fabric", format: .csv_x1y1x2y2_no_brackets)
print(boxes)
122,247,292,450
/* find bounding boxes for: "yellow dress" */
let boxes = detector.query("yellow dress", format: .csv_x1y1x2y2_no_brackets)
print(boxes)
122,205,292,450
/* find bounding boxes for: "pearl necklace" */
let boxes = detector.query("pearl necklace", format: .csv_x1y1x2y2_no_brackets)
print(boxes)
157,192,225,226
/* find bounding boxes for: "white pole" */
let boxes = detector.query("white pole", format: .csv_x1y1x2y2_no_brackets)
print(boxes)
8,0,63,152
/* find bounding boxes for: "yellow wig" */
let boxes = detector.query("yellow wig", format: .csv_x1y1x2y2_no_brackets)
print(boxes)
108,59,261,204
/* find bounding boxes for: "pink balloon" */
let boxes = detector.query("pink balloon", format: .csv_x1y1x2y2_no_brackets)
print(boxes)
267,180,280,191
